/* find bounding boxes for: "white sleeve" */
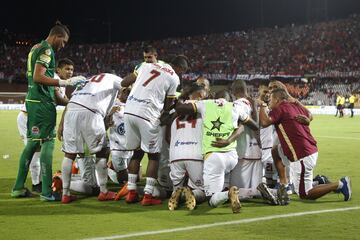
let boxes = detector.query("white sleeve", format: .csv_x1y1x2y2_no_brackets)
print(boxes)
113,78,123,90
233,104,250,123
194,100,205,117
167,75,180,97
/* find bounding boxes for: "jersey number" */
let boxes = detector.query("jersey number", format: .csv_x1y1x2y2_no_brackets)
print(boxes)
90,73,105,83
176,117,197,129
142,70,160,87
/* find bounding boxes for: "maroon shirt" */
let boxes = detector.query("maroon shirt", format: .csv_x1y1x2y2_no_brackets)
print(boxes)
269,101,317,161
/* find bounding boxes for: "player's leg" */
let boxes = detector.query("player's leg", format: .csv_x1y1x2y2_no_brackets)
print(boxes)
123,115,142,202
185,161,205,209
95,147,116,201
11,140,39,197
60,109,85,203
168,161,186,210
141,152,162,205
272,145,287,184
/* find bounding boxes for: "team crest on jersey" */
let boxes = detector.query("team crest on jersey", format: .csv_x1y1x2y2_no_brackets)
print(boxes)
31,126,40,135
116,123,125,135
45,49,51,56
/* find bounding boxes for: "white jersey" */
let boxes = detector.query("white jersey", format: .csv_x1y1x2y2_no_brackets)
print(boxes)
124,63,180,125
169,114,203,162
234,98,261,160
70,73,122,117
109,100,127,151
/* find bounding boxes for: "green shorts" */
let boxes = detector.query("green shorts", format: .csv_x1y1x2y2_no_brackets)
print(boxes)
26,101,56,141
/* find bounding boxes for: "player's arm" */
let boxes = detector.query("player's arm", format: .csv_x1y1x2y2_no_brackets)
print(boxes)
57,106,67,141
259,104,274,128
54,87,69,106
160,96,178,126
211,125,244,148
33,64,85,87
121,73,137,87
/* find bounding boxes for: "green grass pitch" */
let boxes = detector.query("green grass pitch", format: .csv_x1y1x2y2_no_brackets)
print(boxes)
0,111,359,240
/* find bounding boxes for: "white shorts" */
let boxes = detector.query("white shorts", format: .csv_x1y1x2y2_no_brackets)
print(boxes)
124,114,162,153
17,111,27,145
278,144,318,196
111,150,133,172
230,159,263,189
62,108,106,154
203,150,238,197
170,160,204,190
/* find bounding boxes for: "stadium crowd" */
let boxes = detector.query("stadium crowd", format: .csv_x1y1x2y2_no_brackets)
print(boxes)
1,14,360,82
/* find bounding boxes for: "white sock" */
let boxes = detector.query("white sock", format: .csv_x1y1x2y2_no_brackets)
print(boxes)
144,177,157,195
95,158,108,193
107,168,119,184
61,157,73,196
29,152,41,185
127,173,138,191
337,180,344,190
209,191,229,207
193,189,206,203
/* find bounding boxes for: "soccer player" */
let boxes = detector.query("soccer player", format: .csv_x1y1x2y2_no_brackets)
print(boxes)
230,80,263,193
339,94,346,118
258,84,278,187
259,88,352,204
133,46,165,75
121,56,189,206
15,58,74,194
108,87,133,185
175,90,258,213
349,93,356,118
60,73,123,203
168,83,208,211
11,23,85,201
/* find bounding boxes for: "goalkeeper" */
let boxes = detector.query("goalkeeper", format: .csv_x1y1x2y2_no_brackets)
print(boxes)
11,22,85,201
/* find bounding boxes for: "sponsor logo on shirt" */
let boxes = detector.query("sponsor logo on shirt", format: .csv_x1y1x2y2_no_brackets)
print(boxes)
127,95,151,104
174,140,198,147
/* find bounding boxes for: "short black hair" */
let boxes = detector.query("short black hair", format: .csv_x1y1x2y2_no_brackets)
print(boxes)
171,55,189,71
49,21,70,37
215,90,231,101
188,82,205,95
143,45,157,54
231,79,247,95
57,58,74,68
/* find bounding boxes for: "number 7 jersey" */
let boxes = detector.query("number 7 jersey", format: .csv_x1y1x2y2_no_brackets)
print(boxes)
124,63,180,125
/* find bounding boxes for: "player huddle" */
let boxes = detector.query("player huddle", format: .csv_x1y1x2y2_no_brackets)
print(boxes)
12,23,352,213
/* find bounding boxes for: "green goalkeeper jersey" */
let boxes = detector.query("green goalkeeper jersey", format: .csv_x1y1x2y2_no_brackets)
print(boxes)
26,40,56,103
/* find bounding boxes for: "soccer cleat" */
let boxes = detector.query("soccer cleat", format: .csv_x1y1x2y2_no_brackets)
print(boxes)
183,187,196,210
339,176,352,201
228,186,241,213
61,195,77,204
98,191,116,201
277,184,290,205
257,183,278,205
11,188,32,198
32,182,42,193
125,190,139,203
286,183,295,195
141,194,162,206
115,183,129,201
40,192,61,202
52,171,63,193
168,187,183,211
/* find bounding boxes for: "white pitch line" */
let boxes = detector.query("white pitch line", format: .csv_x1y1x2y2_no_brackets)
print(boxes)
83,206,360,240
317,135,360,140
